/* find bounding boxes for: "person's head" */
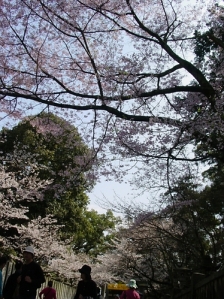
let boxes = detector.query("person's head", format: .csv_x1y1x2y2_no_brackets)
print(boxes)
0,256,8,270
23,246,34,264
127,279,138,289
48,281,53,287
15,260,23,272
78,265,91,280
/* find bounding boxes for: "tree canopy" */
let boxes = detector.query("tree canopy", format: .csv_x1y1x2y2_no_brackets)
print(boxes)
0,0,224,189
103,174,224,298
0,113,119,256
1,1,224,291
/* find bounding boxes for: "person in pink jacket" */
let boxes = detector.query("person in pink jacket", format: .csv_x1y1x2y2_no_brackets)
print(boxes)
120,280,140,299
39,281,56,299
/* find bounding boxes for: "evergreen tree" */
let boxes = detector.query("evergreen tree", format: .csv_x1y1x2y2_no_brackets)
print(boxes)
0,113,119,255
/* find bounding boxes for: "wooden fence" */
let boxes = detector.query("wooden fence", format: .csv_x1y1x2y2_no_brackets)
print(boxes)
2,261,75,299
174,269,224,299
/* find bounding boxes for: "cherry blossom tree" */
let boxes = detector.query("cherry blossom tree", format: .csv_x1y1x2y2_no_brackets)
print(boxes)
0,160,52,246
0,112,120,257
0,164,119,285
0,112,122,285
0,0,223,189
2,1,224,291
0,163,68,277
100,173,224,298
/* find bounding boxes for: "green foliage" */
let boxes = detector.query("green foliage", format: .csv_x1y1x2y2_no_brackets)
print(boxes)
194,30,216,63
112,173,224,298
3,113,91,185
0,113,119,255
164,175,224,273
71,209,121,255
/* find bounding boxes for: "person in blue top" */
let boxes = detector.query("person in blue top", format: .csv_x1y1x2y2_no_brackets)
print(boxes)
0,256,8,299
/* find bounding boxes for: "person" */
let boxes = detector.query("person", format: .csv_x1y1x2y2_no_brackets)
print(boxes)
18,246,45,299
39,281,56,299
3,260,23,299
120,280,140,299
0,256,8,299
74,265,97,299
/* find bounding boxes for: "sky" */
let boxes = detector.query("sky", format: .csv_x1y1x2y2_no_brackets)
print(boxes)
87,180,144,214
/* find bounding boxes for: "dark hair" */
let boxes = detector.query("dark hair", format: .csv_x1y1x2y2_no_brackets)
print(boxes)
48,281,53,287
0,256,8,266
15,260,23,271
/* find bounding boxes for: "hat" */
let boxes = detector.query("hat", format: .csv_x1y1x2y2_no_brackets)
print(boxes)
127,279,137,289
78,265,91,274
23,246,34,255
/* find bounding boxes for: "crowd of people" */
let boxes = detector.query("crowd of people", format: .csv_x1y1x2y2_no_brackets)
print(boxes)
1,247,140,299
